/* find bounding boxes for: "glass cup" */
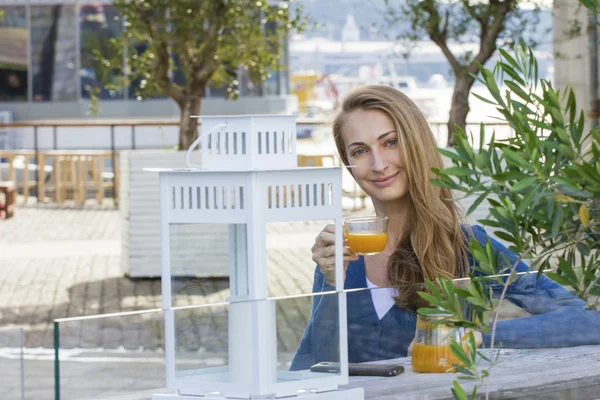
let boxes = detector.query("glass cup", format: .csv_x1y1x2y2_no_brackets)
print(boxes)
343,216,388,255
411,313,469,373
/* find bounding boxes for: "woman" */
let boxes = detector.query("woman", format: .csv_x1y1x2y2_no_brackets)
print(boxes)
290,85,600,371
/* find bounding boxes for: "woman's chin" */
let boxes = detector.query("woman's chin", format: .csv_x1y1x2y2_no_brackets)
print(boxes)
371,190,409,205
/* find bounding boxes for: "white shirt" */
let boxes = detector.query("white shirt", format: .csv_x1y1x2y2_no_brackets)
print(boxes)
365,276,398,320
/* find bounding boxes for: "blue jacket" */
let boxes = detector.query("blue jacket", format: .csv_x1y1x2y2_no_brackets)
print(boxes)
290,225,600,371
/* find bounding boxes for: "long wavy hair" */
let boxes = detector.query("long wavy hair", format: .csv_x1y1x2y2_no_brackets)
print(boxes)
332,85,470,310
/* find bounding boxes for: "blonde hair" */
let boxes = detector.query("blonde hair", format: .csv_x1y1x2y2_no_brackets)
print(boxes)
332,85,469,310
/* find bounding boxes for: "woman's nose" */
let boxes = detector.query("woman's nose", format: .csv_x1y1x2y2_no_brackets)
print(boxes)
371,151,388,172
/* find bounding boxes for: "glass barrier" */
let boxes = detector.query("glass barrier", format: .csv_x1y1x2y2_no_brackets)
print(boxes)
47,267,600,399
0,325,56,399
54,309,168,400
0,327,25,400
172,292,341,397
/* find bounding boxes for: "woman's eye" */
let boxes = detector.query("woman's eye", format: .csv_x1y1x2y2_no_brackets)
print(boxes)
385,139,398,147
351,148,367,157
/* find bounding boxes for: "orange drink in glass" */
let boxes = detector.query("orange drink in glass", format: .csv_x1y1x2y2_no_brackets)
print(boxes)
344,216,388,255
411,314,469,373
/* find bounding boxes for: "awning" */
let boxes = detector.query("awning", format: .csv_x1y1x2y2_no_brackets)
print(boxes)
0,27,28,70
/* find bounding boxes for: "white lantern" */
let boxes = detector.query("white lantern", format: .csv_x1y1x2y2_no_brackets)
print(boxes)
152,115,364,400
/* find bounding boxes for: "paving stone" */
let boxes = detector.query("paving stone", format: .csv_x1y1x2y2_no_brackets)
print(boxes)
0,193,527,353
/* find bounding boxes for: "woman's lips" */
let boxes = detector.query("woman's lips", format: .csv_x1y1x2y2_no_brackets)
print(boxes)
371,171,400,187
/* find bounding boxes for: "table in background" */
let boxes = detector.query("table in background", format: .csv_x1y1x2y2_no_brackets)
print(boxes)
0,150,117,205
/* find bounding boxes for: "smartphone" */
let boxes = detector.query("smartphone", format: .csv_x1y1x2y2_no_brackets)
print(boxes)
310,361,404,377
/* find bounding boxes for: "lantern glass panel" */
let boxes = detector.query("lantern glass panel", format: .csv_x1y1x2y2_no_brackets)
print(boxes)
265,220,333,298
168,223,233,307
172,293,342,392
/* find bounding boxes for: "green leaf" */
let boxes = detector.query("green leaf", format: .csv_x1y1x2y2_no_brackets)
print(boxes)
505,81,530,102
576,242,591,257
425,279,442,299
551,204,564,239
467,189,491,216
430,178,457,190
557,257,579,287
472,92,497,105
466,296,488,308
418,292,444,308
450,341,472,368
511,176,537,192
498,48,521,71
476,219,506,229
437,147,471,163
451,381,469,400
418,307,446,316
453,365,476,377
566,88,577,125
500,63,526,86
502,148,531,170
494,231,516,244
441,167,476,177
558,144,575,160
492,170,529,181
481,67,504,105
516,184,540,214
546,272,575,288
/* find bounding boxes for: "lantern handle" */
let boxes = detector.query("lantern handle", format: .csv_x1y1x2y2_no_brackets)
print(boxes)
185,122,229,169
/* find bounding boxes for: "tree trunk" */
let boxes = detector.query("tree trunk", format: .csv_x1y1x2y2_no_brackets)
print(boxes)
178,95,202,150
447,76,475,147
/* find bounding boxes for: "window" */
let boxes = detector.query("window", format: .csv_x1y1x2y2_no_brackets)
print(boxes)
0,6,28,102
79,3,122,100
30,5,77,102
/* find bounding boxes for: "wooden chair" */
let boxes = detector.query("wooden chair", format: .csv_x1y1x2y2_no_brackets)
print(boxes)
297,154,335,167
0,181,16,219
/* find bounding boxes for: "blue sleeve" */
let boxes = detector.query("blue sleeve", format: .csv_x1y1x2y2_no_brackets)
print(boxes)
289,266,340,371
469,225,600,348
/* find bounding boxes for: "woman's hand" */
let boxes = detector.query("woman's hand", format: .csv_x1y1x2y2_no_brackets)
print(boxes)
312,224,359,285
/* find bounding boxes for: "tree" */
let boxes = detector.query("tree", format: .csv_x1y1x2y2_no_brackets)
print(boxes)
423,3,600,393
93,0,308,150
383,0,545,146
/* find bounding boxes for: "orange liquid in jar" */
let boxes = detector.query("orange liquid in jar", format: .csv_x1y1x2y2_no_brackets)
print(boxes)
346,233,388,254
411,343,466,373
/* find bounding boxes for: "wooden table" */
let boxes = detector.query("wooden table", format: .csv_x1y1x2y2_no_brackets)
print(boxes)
0,150,36,199
0,180,16,219
0,149,117,205
345,345,600,399
87,345,600,400
39,150,117,205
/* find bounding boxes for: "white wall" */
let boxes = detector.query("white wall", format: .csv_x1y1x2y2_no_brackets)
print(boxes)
0,95,299,123
553,0,593,125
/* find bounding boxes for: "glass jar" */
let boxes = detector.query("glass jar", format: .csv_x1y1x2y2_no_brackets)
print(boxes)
411,313,468,373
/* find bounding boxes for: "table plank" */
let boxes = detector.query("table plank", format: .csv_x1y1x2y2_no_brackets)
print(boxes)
345,345,600,399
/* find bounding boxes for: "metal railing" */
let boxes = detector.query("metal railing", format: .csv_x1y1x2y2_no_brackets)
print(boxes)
0,118,512,206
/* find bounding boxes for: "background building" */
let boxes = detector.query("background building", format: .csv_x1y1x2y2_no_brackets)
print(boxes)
0,0,295,121
553,0,598,128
